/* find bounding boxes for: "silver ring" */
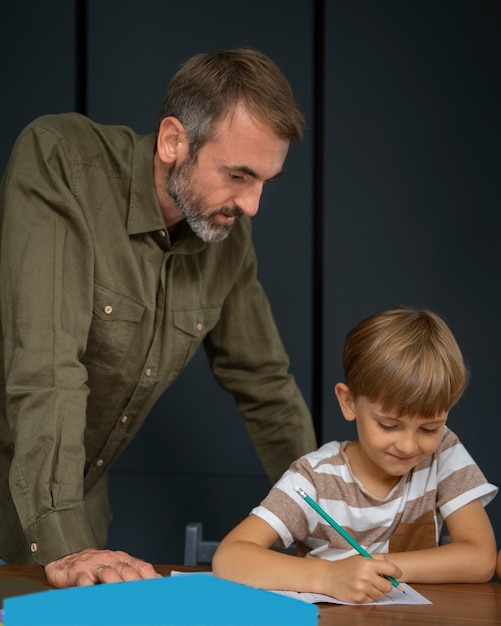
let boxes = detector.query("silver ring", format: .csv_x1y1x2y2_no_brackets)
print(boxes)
95,565,105,576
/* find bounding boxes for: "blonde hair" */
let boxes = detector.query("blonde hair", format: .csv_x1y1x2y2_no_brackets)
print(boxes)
156,48,304,156
342,308,469,417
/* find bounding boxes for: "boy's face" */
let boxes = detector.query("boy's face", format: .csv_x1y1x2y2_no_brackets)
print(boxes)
335,384,448,481
353,396,448,478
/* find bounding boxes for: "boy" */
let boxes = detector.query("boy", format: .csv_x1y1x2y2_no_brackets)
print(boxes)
213,308,498,604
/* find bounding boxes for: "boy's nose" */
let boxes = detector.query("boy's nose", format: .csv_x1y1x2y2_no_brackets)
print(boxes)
394,432,419,455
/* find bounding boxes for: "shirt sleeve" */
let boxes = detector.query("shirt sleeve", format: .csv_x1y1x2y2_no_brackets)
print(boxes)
203,227,317,484
0,118,97,564
251,453,323,547
436,428,498,519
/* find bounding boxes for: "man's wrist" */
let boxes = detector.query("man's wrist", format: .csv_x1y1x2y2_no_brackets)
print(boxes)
25,509,96,565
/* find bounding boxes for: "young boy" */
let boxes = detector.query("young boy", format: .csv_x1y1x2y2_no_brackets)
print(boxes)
213,308,498,604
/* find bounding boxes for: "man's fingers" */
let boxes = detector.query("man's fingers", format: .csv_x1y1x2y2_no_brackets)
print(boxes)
45,549,160,588
94,564,124,584
133,559,162,579
111,555,161,581
74,572,95,587
116,562,151,582
94,559,160,584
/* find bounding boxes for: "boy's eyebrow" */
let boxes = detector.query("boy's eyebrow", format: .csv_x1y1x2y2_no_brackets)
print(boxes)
375,412,447,424
231,165,284,182
420,417,448,425
414,413,448,423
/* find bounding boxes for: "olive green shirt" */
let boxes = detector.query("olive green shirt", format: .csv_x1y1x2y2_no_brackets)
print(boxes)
0,113,316,564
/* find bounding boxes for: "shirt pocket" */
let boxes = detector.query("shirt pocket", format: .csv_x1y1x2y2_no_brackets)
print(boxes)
388,510,437,552
83,284,145,374
172,307,221,369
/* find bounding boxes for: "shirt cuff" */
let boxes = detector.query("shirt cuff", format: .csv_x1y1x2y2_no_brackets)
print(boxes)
24,508,97,565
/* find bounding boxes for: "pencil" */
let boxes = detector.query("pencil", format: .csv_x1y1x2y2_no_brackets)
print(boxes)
294,486,405,593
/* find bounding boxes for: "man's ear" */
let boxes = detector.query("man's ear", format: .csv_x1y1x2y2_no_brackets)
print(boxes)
156,116,189,164
334,383,357,422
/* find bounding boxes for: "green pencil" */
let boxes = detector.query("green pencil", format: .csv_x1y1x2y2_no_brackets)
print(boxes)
294,486,404,592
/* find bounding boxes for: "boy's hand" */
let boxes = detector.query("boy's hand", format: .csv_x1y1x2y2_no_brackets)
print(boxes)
323,554,402,604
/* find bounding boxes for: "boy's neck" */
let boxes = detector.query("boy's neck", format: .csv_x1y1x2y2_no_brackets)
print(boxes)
345,441,402,499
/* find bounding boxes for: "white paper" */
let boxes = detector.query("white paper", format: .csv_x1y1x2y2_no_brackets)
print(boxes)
272,582,431,605
169,571,431,606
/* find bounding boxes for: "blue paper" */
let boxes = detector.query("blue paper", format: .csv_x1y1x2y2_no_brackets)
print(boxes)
4,573,318,625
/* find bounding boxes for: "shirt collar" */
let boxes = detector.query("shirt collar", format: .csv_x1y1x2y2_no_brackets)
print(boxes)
127,133,206,254
127,133,165,235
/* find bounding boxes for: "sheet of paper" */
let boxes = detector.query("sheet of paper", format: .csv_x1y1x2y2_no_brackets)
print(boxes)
273,582,431,605
170,571,431,606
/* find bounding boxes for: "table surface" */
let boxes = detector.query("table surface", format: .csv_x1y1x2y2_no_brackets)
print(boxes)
1,564,500,625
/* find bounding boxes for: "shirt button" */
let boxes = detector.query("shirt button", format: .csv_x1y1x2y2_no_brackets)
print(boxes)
104,305,113,315
30,542,38,553
96,459,104,467
159,230,166,238
145,368,152,377
196,323,203,332
121,415,129,424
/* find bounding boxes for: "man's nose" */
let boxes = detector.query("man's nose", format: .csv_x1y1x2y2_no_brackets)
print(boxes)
234,183,263,218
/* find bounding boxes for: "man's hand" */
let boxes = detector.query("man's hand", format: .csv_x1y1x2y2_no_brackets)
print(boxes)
44,548,161,588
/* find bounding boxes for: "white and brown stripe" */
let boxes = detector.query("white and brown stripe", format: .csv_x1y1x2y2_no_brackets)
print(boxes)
251,427,497,561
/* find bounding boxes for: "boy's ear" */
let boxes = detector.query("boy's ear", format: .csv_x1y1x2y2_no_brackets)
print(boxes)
334,383,357,422
156,116,189,164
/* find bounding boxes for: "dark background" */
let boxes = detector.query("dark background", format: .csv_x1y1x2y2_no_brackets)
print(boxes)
1,0,499,564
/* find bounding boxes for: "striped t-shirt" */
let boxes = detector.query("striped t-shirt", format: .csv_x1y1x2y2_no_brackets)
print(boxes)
251,427,497,560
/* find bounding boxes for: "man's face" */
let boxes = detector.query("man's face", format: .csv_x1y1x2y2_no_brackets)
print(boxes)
166,105,290,243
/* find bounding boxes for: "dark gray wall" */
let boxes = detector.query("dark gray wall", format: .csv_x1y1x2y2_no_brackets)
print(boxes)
1,0,499,563
0,1,77,174
323,1,501,537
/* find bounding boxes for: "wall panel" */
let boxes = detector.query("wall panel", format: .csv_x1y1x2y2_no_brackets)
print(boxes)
323,1,500,538
87,0,314,562
0,2,77,173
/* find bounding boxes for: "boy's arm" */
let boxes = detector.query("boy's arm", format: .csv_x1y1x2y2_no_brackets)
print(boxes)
212,514,402,604
387,499,496,583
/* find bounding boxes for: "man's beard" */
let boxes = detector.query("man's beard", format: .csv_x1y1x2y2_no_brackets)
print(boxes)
167,158,243,243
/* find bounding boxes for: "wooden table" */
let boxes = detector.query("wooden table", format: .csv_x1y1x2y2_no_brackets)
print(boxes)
1,564,500,625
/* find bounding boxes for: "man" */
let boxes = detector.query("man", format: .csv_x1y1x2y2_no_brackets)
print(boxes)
0,48,317,587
